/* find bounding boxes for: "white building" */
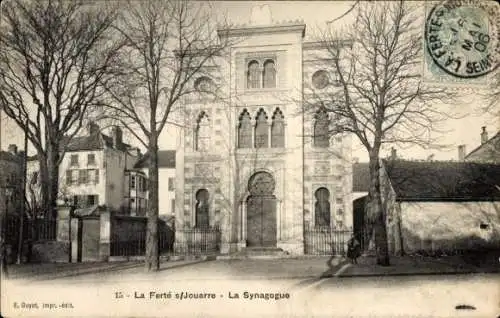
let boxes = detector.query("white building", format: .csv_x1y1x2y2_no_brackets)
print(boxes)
135,150,176,216
27,123,143,213
175,8,353,255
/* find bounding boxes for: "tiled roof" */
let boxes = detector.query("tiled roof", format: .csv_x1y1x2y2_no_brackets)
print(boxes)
134,150,176,169
352,162,370,192
465,131,500,162
63,134,104,151
383,159,500,201
63,133,131,152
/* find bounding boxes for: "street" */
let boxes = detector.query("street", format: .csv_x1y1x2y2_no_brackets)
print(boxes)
2,258,499,317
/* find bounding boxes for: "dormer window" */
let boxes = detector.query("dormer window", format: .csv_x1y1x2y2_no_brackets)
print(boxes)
70,154,79,166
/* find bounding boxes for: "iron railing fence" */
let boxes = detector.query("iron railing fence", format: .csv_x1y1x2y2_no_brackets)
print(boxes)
304,226,352,256
110,227,220,257
172,227,221,255
5,217,57,243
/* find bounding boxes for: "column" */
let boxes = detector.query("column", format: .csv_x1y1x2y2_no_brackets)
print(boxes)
242,200,247,243
277,199,282,241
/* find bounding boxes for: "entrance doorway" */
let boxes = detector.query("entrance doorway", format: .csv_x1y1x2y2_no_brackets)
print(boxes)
246,171,277,247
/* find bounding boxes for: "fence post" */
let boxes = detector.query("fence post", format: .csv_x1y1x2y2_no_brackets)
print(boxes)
99,209,111,261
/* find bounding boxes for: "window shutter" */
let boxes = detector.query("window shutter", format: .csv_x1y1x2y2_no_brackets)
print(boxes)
66,170,72,185
78,170,86,184
95,170,99,184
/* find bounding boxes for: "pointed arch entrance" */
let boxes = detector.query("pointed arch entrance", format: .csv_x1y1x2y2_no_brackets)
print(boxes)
246,171,277,247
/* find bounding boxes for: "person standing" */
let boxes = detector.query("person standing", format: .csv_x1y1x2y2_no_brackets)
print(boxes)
347,234,361,264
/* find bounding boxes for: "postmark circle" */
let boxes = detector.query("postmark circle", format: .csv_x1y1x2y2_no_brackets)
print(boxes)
425,1,499,78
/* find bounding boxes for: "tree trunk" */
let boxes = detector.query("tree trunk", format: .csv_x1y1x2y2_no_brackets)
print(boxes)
38,152,50,219
367,151,390,266
46,143,60,219
145,135,159,271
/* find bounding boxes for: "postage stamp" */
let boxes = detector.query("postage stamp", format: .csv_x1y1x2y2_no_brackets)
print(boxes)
423,0,499,86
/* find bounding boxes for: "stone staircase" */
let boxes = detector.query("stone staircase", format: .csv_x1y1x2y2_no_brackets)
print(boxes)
216,247,291,260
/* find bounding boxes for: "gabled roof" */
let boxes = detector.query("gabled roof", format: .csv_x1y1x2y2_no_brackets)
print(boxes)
383,159,500,201
352,162,370,192
63,133,131,152
134,150,176,169
465,131,500,162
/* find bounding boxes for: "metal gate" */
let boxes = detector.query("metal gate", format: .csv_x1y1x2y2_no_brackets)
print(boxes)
304,227,351,255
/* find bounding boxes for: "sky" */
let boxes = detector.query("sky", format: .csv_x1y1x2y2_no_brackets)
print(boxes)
1,1,498,162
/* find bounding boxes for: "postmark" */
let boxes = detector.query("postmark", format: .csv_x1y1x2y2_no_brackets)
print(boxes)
424,0,499,80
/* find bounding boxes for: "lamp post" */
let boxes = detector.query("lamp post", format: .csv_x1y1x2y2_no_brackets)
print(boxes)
1,185,14,278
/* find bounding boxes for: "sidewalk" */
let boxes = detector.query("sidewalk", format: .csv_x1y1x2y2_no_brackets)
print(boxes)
335,255,500,277
5,259,204,281
4,254,499,281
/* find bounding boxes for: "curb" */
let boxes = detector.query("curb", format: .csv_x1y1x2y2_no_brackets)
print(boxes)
333,268,500,278
107,255,218,262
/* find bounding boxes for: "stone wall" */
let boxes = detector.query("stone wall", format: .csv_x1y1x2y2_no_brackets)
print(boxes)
30,241,70,263
111,215,147,242
399,201,500,254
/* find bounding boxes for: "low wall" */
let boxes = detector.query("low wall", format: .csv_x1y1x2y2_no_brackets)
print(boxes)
112,215,147,242
30,241,70,263
400,201,500,254
110,215,174,256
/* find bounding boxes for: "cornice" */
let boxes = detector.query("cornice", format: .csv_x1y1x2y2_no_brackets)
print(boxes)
218,23,306,38
303,40,353,50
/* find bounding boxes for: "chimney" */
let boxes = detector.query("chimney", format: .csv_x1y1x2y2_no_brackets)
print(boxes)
390,147,397,160
481,126,488,144
458,144,466,161
111,126,123,148
87,122,100,136
8,144,18,155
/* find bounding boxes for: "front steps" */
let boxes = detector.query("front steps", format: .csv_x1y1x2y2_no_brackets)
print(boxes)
216,247,292,260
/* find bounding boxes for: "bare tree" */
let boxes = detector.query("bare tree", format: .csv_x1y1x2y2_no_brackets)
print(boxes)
0,0,120,218
305,1,454,265
101,1,232,271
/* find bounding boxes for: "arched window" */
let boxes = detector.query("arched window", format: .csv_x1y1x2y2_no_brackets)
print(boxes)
313,108,330,148
195,112,210,151
247,60,260,89
262,59,276,88
195,189,210,228
238,109,252,148
254,108,269,148
271,108,284,148
315,187,330,228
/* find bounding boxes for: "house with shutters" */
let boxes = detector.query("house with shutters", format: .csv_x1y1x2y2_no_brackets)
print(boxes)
134,150,176,216
174,6,353,256
26,123,143,214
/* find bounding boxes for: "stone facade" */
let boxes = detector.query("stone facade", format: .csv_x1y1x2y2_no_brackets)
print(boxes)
175,19,352,255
